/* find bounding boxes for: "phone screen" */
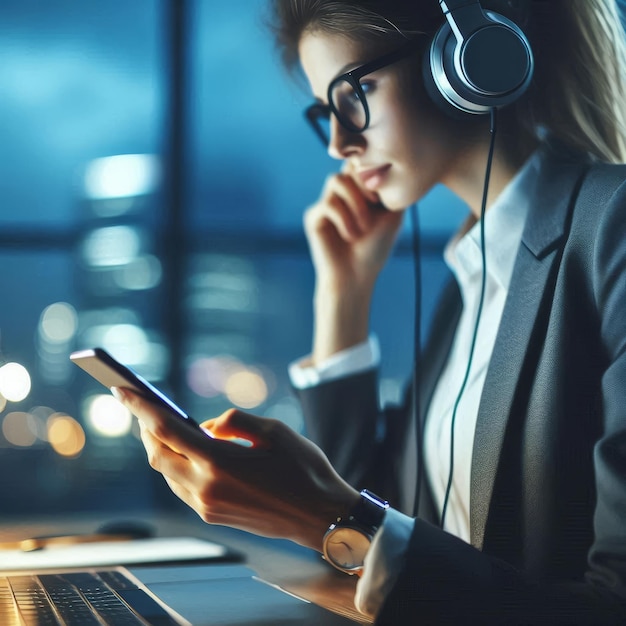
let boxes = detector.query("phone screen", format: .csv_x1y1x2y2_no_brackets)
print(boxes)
70,347,203,431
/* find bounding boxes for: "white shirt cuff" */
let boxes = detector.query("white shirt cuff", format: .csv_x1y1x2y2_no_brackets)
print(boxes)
354,508,414,619
288,335,380,389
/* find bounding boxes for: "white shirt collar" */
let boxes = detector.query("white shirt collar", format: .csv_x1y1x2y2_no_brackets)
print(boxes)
445,150,540,291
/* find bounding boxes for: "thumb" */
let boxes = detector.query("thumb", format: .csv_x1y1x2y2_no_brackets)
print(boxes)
201,409,274,447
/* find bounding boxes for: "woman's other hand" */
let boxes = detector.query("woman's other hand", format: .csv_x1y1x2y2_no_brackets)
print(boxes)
305,164,404,292
305,165,404,363
114,387,360,553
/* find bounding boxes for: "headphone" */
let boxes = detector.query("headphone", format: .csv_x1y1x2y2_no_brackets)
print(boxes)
423,0,534,115
413,1,533,527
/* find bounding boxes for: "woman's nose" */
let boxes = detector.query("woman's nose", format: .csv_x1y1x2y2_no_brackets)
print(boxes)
327,115,364,160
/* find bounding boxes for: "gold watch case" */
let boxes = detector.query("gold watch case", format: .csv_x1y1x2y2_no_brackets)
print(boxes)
322,523,373,574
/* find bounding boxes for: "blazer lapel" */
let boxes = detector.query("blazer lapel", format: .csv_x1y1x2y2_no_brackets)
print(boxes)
470,152,589,549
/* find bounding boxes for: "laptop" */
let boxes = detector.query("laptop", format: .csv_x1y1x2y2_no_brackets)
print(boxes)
0,536,234,625
0,563,363,625
0,566,192,625
0,537,362,625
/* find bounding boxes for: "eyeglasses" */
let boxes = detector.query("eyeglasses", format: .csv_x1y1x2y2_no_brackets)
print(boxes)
304,40,421,146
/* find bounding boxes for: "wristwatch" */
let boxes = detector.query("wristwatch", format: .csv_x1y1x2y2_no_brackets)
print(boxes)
322,489,389,575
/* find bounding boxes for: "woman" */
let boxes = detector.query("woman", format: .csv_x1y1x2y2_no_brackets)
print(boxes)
112,0,626,622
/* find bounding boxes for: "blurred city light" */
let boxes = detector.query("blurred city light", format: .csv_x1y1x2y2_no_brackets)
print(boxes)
0,362,32,402
84,154,160,200
28,406,56,441
39,302,78,343
186,356,271,409
82,225,141,267
86,394,133,437
114,254,162,291
101,324,150,365
2,412,38,447
224,367,268,409
186,356,238,398
47,413,86,457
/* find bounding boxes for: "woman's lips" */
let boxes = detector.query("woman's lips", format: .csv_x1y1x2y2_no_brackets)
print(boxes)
357,164,391,191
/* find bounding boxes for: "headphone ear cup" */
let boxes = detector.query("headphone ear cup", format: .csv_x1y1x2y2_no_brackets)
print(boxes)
425,10,533,115
421,35,472,120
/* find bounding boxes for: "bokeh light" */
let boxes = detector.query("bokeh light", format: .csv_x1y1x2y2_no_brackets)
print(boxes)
39,302,78,343
0,362,32,402
186,356,272,409
86,394,133,437
187,356,233,398
2,412,38,447
114,254,162,291
82,225,141,267
101,324,150,365
47,414,86,457
27,406,54,441
84,154,160,200
224,367,268,409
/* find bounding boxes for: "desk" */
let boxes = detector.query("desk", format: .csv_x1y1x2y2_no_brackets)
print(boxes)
0,511,371,625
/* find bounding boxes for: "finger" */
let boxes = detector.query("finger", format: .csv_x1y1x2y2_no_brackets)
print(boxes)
138,423,221,502
112,386,162,421
117,387,227,456
201,409,278,448
198,419,254,446
324,173,375,234
137,418,185,457
138,420,189,470
338,168,382,229
315,174,370,238
342,161,380,205
310,194,360,242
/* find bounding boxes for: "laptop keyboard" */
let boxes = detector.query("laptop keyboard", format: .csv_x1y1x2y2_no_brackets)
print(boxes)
0,569,182,625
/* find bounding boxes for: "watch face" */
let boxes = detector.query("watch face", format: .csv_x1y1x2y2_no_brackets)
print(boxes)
324,526,371,571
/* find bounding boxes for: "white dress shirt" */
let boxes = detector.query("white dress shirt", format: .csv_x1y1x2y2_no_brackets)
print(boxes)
289,152,539,617
423,152,536,541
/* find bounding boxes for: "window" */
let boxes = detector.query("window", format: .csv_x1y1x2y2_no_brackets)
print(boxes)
0,0,466,518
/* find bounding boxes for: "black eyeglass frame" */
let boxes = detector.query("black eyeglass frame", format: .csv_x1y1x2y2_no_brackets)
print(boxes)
304,39,422,146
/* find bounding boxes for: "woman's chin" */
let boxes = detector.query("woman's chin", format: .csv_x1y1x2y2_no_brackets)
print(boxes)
379,189,421,211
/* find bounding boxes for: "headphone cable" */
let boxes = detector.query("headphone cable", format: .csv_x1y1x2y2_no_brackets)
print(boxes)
409,202,422,517
440,106,498,530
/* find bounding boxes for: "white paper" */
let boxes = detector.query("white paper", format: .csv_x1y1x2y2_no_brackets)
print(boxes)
0,537,228,571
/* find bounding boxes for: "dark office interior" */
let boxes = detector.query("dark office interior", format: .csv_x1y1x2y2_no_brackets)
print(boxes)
0,0,465,520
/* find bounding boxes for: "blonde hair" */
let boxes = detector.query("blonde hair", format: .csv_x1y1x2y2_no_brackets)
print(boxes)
523,0,626,163
269,0,626,163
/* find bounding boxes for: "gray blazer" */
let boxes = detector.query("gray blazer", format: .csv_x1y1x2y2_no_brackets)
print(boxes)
294,145,626,623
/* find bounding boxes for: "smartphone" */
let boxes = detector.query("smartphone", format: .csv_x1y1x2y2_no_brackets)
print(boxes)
70,347,203,432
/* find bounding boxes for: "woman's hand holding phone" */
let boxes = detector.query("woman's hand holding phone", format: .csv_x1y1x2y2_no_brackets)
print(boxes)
304,163,404,363
113,387,360,554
